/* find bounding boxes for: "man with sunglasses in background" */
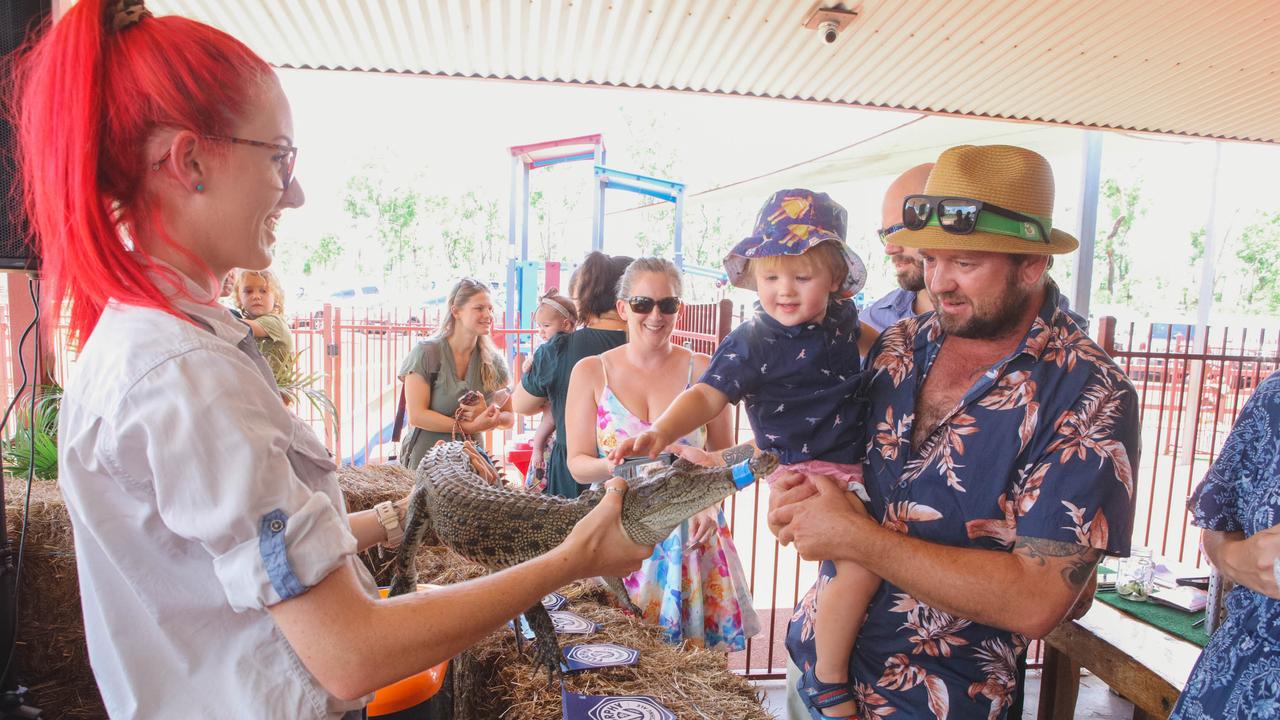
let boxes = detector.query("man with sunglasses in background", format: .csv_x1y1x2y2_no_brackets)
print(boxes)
862,163,935,334
773,145,1139,719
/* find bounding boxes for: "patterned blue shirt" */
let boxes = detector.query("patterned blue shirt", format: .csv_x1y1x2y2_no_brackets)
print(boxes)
1172,369,1280,719
786,286,1140,719
862,287,917,333
700,299,864,466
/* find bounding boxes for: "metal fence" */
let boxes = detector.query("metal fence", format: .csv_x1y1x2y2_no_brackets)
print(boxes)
1095,316,1280,566
14,301,1279,680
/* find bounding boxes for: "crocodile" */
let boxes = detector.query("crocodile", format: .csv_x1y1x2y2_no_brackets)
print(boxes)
388,439,777,680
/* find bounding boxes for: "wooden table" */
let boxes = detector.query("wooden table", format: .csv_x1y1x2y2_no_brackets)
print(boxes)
1037,601,1203,719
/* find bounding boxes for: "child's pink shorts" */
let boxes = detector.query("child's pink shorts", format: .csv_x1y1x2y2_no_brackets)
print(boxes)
766,459,869,502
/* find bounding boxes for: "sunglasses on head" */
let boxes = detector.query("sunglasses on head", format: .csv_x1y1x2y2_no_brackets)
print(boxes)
902,194,1050,244
627,296,681,315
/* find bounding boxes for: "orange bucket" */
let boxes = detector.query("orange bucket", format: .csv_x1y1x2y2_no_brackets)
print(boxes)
368,587,449,717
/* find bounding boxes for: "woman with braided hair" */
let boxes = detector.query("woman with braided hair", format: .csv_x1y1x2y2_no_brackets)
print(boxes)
12,2,651,717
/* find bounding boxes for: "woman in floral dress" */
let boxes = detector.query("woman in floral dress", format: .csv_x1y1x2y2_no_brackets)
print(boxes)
564,257,760,651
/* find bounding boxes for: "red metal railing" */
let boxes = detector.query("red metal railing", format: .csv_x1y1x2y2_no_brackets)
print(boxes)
22,302,1277,680
1096,316,1280,566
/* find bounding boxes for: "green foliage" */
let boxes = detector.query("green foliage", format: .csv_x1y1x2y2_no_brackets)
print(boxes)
1235,211,1280,313
2,384,62,481
276,359,339,423
303,233,344,277
1093,177,1147,305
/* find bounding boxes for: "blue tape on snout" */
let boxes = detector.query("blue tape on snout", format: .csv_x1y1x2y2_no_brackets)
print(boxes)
731,461,756,489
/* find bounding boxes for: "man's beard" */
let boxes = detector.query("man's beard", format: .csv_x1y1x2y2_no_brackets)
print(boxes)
894,258,925,293
931,271,1030,339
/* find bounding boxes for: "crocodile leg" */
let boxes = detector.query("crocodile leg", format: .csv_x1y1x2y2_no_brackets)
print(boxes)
601,575,643,617
521,603,563,686
388,487,432,597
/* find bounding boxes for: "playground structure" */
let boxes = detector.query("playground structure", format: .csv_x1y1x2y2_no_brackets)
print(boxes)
504,133,731,366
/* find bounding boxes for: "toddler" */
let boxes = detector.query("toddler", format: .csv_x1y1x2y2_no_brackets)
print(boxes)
522,289,577,490
611,189,873,720
234,269,295,404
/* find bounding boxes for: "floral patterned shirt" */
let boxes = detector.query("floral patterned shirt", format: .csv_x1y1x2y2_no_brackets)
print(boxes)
1172,369,1280,719
786,286,1141,719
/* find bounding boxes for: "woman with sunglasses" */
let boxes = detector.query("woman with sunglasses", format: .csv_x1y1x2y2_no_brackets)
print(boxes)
563,258,759,651
14,3,651,717
513,251,632,498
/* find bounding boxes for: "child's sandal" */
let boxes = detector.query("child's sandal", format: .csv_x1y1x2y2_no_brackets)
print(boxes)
799,664,858,720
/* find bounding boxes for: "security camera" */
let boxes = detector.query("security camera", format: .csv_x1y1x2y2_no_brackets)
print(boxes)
817,20,840,44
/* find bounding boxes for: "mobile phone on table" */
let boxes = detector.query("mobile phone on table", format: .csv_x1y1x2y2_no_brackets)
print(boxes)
611,453,677,481
1176,575,1210,590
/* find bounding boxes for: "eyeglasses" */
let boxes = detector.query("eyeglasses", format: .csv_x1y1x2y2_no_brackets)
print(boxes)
877,223,905,243
902,194,1050,244
627,296,681,315
151,135,299,192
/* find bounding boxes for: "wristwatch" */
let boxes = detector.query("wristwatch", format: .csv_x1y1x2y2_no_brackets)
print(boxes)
374,501,404,549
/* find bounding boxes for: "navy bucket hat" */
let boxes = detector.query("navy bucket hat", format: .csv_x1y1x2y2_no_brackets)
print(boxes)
723,189,867,296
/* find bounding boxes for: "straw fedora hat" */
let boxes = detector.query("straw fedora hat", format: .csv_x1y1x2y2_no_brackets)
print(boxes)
885,145,1078,255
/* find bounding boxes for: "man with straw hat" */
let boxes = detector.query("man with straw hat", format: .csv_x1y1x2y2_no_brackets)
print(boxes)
771,145,1141,719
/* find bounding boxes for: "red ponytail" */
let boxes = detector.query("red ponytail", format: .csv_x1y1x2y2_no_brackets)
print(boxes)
11,0,271,349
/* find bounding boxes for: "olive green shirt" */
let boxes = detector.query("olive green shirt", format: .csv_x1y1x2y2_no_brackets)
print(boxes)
397,338,509,471
253,314,294,389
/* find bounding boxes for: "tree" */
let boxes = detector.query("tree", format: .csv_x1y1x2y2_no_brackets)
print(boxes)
343,173,427,291
1093,178,1146,305
302,233,343,277
1234,212,1280,313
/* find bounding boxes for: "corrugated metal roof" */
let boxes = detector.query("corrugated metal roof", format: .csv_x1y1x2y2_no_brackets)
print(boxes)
150,0,1280,143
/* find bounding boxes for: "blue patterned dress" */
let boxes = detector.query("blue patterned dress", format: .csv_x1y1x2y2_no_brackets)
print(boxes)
1172,369,1280,719
786,286,1141,719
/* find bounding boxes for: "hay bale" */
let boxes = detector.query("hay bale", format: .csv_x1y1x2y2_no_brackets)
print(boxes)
440,573,770,719
5,466,770,720
4,477,103,719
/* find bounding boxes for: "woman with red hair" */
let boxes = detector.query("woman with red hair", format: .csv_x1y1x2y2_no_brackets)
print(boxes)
12,2,650,717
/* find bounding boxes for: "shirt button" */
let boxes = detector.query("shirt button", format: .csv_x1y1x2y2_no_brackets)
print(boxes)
269,519,285,533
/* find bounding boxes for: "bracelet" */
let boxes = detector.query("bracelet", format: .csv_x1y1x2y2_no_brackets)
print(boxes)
374,501,404,549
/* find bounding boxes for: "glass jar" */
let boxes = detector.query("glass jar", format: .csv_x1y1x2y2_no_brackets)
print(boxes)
1116,547,1155,602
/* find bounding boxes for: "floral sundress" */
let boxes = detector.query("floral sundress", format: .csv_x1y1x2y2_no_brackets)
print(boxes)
595,357,760,651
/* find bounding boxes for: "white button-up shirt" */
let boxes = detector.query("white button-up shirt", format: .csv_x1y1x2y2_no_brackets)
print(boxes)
59,267,377,718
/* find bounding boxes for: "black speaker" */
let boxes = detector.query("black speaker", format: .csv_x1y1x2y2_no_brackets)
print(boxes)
0,0,51,272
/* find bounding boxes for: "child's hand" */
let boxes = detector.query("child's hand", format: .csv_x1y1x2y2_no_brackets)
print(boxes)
531,444,545,470
609,430,671,463
522,355,534,374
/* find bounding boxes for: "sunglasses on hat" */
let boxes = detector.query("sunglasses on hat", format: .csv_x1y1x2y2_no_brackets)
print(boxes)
902,195,1050,244
627,296,681,314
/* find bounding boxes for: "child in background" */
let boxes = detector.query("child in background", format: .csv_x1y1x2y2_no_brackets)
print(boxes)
235,269,295,403
610,189,873,720
522,289,577,490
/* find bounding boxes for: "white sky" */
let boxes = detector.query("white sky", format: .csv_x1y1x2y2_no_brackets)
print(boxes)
274,68,1280,324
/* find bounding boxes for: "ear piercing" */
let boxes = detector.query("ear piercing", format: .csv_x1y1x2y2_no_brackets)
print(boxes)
195,184,205,192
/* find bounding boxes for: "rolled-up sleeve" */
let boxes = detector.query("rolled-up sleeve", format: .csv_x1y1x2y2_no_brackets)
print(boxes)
1187,382,1280,532
1015,376,1142,557
111,345,356,611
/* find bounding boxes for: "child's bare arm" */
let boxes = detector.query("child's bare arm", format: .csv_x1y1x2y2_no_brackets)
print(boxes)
531,412,555,449
608,383,730,461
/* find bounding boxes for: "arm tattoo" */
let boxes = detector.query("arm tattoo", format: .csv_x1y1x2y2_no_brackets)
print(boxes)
720,443,755,466
1014,537,1102,588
